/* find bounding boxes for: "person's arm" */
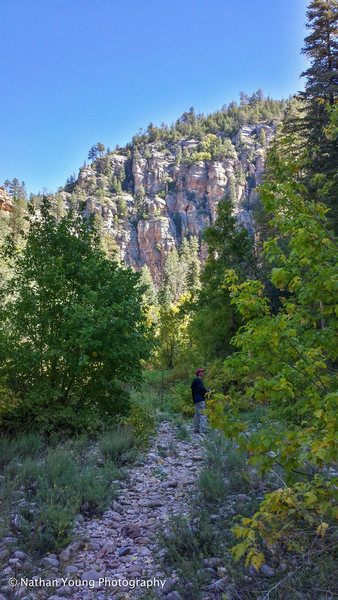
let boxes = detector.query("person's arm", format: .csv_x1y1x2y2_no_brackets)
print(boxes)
199,380,207,397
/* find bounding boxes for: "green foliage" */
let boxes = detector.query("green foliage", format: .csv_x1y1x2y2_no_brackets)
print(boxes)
198,133,235,160
175,420,191,441
88,142,106,161
189,197,256,360
0,212,12,294
138,264,158,306
170,383,195,417
159,513,223,584
116,194,127,218
158,237,200,306
156,296,191,369
0,433,125,556
0,431,44,469
134,184,148,218
121,393,155,441
0,410,106,558
182,151,212,167
258,127,267,147
198,470,226,502
207,123,338,572
129,93,286,149
0,199,153,432
3,178,28,243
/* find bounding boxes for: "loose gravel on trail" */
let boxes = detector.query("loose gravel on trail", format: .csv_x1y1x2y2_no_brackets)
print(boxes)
1,421,206,600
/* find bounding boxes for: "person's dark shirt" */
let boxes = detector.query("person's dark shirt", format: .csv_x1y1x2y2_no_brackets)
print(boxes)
191,377,207,404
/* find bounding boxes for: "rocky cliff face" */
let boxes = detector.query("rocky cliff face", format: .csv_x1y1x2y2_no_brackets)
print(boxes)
58,120,278,284
0,187,12,212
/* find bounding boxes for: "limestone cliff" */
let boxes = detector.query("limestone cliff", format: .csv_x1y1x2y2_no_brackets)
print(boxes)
60,120,276,284
0,187,12,212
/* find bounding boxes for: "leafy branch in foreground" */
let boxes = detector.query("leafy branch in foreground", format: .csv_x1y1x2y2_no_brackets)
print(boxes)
207,124,338,571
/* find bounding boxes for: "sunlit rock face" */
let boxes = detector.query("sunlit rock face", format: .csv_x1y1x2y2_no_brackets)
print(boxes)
0,187,12,212
55,120,278,281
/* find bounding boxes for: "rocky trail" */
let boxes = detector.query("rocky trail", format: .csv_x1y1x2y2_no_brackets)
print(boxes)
2,421,209,600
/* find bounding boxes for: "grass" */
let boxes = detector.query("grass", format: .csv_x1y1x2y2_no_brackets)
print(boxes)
175,419,191,442
158,513,229,597
98,425,136,463
0,438,125,557
0,432,45,469
0,425,143,558
0,375,161,560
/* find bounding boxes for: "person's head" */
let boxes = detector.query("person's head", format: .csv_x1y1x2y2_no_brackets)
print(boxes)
196,368,205,379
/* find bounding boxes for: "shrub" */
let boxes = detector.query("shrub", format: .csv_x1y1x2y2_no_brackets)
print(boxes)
122,394,155,441
198,470,226,502
98,425,135,463
170,383,194,417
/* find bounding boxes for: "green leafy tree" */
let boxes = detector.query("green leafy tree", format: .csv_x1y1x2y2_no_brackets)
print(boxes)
208,108,338,586
156,295,191,369
0,200,153,432
51,193,66,221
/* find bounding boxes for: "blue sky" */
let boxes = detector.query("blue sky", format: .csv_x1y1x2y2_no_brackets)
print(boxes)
0,0,309,195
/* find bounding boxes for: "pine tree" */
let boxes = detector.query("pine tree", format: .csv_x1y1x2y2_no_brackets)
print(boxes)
258,127,267,147
97,142,106,156
179,236,200,294
118,163,126,183
7,179,28,242
298,0,338,231
134,185,147,218
51,193,66,222
174,146,182,165
88,145,99,161
186,237,201,291
158,247,180,306
116,194,127,219
138,265,157,306
301,0,338,108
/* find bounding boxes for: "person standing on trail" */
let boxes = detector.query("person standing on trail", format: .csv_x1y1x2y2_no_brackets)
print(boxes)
191,369,208,434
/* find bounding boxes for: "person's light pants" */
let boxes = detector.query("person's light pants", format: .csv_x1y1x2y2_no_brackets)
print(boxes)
194,400,207,433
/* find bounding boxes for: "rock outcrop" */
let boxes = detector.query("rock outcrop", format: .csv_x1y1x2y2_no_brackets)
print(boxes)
60,120,277,284
0,119,278,284
0,187,12,212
